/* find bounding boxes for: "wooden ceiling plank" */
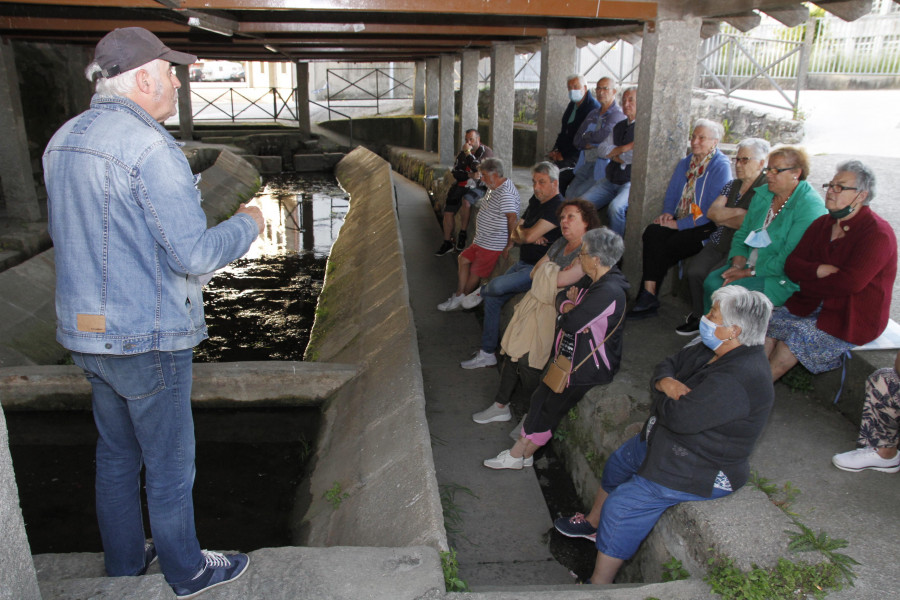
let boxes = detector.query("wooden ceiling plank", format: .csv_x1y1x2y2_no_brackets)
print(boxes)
4,0,658,20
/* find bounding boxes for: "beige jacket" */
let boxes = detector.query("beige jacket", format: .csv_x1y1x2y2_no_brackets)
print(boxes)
500,260,561,369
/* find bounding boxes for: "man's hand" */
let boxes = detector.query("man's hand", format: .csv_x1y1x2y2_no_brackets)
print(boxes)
462,142,473,154
236,203,264,235
656,377,691,400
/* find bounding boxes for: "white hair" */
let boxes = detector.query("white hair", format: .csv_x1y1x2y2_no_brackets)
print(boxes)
693,118,724,141
566,74,586,87
737,138,771,160
86,59,166,98
711,286,773,347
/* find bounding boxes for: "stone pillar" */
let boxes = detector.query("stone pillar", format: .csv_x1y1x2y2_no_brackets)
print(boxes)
413,60,426,114
535,35,577,164
438,54,456,165
175,64,194,141
459,50,479,143
0,40,41,222
0,408,41,600
490,44,515,169
425,57,440,152
624,17,702,289
295,61,311,139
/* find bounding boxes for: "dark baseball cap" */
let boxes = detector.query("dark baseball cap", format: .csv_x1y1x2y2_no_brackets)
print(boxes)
94,27,197,79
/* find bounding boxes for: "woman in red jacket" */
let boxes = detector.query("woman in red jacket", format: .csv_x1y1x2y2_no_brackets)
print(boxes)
766,161,897,381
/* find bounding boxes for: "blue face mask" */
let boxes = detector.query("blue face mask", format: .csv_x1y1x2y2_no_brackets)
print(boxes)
569,89,584,102
699,316,724,351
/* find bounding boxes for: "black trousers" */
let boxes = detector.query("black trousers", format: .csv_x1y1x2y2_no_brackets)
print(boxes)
640,222,716,286
524,382,591,436
494,353,543,419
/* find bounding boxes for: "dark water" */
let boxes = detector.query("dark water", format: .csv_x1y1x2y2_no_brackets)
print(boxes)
7,407,319,554
194,172,348,362
7,173,346,555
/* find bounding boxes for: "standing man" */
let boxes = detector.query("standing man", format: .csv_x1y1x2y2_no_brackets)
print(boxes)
435,129,493,256
571,86,637,237
547,75,599,184
44,28,263,599
459,162,564,369
565,78,625,200
437,158,520,312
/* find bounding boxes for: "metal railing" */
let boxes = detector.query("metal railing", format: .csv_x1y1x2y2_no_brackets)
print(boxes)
191,87,300,122
324,67,414,114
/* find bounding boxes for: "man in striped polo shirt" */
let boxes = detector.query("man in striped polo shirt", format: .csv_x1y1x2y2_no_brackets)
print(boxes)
438,158,521,312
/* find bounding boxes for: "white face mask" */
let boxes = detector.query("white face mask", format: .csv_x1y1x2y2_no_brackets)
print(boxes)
569,89,584,103
744,229,772,248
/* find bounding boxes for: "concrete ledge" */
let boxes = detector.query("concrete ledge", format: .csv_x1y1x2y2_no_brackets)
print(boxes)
196,148,261,228
293,152,345,172
0,362,359,410
299,147,446,552
35,546,444,600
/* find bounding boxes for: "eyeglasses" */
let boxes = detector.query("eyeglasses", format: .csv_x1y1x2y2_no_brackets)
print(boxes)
763,166,797,175
732,157,755,165
822,182,858,193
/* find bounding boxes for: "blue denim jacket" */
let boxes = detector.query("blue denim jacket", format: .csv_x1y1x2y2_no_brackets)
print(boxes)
44,95,259,355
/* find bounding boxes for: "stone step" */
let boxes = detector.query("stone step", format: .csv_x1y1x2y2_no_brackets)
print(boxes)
35,546,443,600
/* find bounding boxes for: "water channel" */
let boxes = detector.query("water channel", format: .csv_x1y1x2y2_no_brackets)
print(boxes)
8,172,349,554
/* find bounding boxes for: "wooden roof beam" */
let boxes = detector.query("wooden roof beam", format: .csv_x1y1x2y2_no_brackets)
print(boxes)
7,0,659,20
762,5,810,27
722,11,762,32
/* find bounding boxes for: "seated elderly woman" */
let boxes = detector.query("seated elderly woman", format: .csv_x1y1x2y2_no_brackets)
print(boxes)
832,350,900,474
628,119,731,319
765,161,897,381
702,146,827,313
482,227,628,469
555,286,774,585
675,137,770,335
471,200,601,428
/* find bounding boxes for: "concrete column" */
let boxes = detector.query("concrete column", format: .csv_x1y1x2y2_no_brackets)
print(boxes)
625,17,702,289
0,40,41,222
413,60,426,114
0,408,41,600
438,54,456,165
535,35,577,164
295,61,311,139
490,44,515,169
425,57,440,152
175,64,194,141
459,50,479,143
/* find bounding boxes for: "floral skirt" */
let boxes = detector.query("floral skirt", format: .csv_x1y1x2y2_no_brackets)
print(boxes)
766,306,854,374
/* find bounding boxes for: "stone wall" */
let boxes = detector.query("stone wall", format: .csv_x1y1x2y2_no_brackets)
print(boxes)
298,147,447,551
690,90,804,144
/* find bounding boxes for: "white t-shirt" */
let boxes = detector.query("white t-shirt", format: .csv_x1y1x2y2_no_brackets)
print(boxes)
473,178,521,251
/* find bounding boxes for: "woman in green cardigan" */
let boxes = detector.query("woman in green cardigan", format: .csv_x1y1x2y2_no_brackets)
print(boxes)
702,146,827,312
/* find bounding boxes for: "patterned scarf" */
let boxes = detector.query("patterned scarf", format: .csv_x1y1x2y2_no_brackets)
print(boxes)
675,149,715,221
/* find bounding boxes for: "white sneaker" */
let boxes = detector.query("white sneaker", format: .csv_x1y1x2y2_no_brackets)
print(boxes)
472,403,512,424
460,349,497,369
523,456,534,468
832,447,900,473
483,449,524,470
460,287,483,309
437,293,465,312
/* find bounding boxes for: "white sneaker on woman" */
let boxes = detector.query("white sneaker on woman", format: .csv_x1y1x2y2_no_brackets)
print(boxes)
832,447,900,473
483,449,524,470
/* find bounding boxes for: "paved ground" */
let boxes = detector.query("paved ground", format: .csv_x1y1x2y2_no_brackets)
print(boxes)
392,157,899,597
393,172,575,587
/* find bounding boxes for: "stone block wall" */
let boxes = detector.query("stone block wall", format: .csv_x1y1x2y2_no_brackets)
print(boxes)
298,147,446,552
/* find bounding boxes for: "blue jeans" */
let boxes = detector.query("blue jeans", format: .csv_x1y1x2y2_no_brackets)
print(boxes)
73,349,204,584
596,434,731,560
578,179,630,237
481,261,534,353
